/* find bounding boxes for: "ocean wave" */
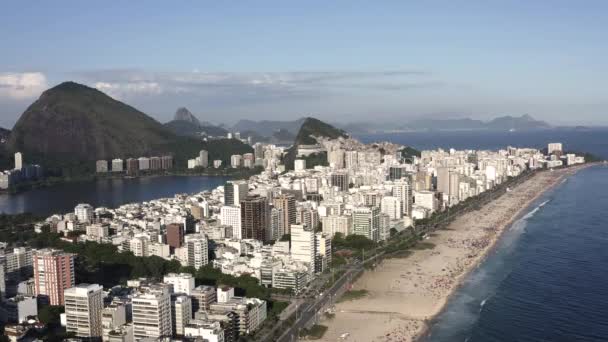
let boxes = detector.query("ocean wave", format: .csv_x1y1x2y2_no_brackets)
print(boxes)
510,200,549,233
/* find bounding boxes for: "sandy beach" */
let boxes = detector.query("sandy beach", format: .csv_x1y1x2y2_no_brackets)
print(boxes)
319,165,591,342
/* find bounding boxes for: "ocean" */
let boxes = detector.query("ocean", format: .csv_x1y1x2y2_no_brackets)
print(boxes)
356,128,608,159
422,165,608,341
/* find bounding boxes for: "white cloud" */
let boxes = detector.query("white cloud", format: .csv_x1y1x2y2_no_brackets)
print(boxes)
77,70,432,98
94,81,162,99
0,72,48,99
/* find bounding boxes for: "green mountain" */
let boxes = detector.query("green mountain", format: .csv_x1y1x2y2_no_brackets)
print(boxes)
8,82,250,176
164,119,202,137
293,117,348,145
283,117,348,170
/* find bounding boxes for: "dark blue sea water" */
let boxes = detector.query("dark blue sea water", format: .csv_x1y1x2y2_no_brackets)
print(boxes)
424,165,608,342
357,128,608,159
0,175,229,216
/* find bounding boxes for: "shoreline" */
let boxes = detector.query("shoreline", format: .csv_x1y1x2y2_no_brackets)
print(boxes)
414,164,590,341
319,164,595,342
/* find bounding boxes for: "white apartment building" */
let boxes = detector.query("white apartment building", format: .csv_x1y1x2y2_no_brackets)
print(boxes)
182,234,209,270
548,142,563,154
64,283,103,340
111,159,123,172
380,196,402,220
132,285,172,340
164,273,195,295
199,150,209,168
171,294,192,337
352,206,380,242
138,157,150,170
414,191,438,213
290,224,315,274
230,155,242,168
74,203,94,223
321,215,352,237
129,237,149,257
392,179,413,217
220,206,242,240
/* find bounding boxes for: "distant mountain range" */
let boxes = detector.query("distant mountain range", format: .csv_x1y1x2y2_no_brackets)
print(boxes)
404,114,550,131
330,114,551,134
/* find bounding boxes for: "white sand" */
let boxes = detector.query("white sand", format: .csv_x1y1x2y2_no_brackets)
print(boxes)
319,166,590,342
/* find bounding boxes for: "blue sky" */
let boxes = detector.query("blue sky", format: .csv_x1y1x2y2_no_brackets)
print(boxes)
1,1,607,127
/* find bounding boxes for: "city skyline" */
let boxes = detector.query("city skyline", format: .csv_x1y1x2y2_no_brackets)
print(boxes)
2,1,608,127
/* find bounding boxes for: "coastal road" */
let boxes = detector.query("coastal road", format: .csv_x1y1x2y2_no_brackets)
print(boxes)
274,254,390,342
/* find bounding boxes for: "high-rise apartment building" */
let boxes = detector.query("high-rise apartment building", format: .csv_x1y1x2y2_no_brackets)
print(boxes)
220,206,242,240
321,215,352,237
240,196,269,242
352,206,380,242
111,159,124,172
126,158,139,176
330,172,349,192
183,234,209,270
150,157,162,170
138,157,150,171
314,233,332,273
224,181,248,206
14,152,23,170
161,155,173,170
380,196,402,220
33,249,75,305
96,160,108,173
290,224,315,275
548,142,563,155
171,294,192,337
74,203,94,223
166,223,185,249
436,167,450,195
270,207,284,241
64,283,103,340
132,284,172,340
199,150,209,168
272,194,296,235
392,179,413,217
297,207,319,230
230,155,242,168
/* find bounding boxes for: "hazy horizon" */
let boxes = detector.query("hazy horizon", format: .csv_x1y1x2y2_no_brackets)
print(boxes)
2,1,607,128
